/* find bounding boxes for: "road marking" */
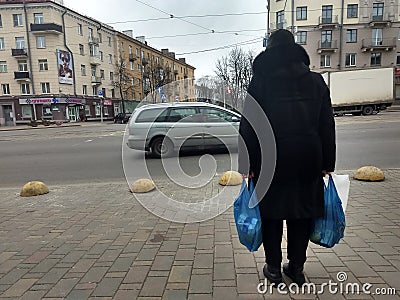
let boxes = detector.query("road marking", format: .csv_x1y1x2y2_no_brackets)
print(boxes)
85,140,93,143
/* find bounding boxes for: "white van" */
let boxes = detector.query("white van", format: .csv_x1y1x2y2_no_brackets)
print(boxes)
126,102,241,157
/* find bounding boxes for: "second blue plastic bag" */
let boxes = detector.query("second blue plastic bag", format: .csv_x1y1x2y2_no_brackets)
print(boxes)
310,175,346,248
234,179,262,252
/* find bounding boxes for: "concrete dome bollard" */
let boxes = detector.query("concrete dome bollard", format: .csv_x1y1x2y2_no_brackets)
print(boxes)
219,171,242,186
353,166,385,182
20,181,49,197
131,179,156,193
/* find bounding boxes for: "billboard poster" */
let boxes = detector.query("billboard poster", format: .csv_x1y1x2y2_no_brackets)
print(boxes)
57,49,73,85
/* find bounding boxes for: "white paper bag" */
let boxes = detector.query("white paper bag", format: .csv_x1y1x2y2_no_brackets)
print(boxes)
323,174,350,212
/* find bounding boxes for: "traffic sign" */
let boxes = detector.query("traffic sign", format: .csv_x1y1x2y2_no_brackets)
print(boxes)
160,93,167,102
156,87,163,94
98,90,103,98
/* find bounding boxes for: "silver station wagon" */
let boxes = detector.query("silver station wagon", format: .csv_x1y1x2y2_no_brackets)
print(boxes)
126,102,241,157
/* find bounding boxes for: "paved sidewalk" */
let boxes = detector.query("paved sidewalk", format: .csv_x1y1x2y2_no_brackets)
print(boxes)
0,170,399,299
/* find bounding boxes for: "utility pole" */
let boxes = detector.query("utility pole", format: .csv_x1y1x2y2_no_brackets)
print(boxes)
291,0,295,33
338,0,345,70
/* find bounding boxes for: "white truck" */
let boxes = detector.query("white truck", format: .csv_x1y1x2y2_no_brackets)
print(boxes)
321,67,394,116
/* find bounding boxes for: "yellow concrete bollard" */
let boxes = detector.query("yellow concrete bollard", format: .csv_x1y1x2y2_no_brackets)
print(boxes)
353,166,385,182
219,171,242,186
131,179,156,193
20,181,49,197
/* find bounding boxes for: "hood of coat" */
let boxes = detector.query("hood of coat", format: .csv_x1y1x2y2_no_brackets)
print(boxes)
252,43,311,79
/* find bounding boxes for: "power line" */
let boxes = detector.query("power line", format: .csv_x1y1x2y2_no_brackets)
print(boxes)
134,0,214,33
107,11,266,25
176,37,261,55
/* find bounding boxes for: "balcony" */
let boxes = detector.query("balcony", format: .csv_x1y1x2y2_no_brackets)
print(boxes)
30,23,62,34
14,71,30,81
89,54,101,65
270,21,287,31
91,76,102,85
11,48,28,57
318,15,339,28
317,40,338,53
361,38,396,52
129,54,138,61
88,37,100,45
369,13,393,27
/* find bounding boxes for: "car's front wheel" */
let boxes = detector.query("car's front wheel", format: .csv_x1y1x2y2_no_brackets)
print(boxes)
151,136,174,158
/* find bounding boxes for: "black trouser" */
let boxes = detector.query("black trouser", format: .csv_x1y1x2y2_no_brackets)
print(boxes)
260,217,311,268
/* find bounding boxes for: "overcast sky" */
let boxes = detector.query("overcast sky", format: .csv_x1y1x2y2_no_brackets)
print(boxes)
63,0,267,78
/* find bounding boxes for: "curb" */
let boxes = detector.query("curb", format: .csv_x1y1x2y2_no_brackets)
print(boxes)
0,124,82,131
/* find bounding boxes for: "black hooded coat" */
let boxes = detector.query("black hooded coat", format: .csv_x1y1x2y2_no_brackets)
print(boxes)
238,42,336,220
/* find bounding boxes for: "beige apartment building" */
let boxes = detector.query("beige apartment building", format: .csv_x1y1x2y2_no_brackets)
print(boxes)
268,0,400,74
0,0,196,126
116,31,195,108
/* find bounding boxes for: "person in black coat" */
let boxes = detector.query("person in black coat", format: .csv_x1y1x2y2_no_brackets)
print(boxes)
238,29,336,286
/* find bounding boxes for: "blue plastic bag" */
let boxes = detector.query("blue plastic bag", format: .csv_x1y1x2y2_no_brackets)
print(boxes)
310,175,346,248
234,179,262,252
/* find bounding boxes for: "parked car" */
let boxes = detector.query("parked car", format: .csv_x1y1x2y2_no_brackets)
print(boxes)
126,102,241,157
113,112,132,124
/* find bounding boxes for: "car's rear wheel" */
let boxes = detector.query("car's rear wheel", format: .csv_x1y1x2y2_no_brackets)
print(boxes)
151,137,174,158
362,106,374,116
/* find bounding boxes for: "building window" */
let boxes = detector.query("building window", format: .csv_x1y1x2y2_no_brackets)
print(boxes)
41,82,50,94
129,45,133,54
110,71,114,81
137,64,141,72
18,60,28,71
321,30,332,47
0,15,2,27
39,59,48,71
13,14,23,27
397,53,400,65
85,105,91,116
320,55,331,68
78,23,82,35
108,36,111,46
130,61,134,70
0,61,6,73
34,13,44,24
371,52,381,66
346,29,357,43
98,33,102,43
276,10,285,29
296,31,307,44
345,53,356,67
83,85,87,95
111,89,115,98
91,66,96,77
131,78,135,86
15,37,25,49
95,105,100,116
2,84,10,95
36,36,46,48
296,7,307,20
0,37,4,50
42,105,52,117
372,28,383,46
92,86,97,96
109,54,112,64
322,5,333,23
104,106,109,116
79,44,84,55
372,3,384,21
347,4,358,18
88,28,93,41
21,83,30,95
100,69,105,79
22,106,32,118
121,41,124,51
99,51,103,61
81,64,86,76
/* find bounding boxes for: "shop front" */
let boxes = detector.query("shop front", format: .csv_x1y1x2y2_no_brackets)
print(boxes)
0,100,16,126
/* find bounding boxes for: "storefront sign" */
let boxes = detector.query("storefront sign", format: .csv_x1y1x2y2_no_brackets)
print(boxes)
103,100,112,106
20,98,86,105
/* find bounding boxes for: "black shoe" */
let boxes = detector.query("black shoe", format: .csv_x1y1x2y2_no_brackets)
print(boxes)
263,264,282,285
283,263,306,286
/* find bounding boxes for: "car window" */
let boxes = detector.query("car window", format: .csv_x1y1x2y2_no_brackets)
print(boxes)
199,107,240,122
135,108,168,123
167,108,197,122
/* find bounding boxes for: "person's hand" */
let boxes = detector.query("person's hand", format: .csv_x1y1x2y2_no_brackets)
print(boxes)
242,171,254,179
322,170,331,176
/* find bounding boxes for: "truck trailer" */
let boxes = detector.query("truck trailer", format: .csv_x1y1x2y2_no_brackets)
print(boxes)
321,67,394,116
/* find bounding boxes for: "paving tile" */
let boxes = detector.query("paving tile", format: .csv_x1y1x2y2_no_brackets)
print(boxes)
194,253,213,269
45,278,80,298
214,263,236,280
1,278,37,298
151,255,174,271
92,277,123,297
139,276,168,297
123,265,150,283
168,266,192,283
237,274,260,294
189,274,213,293
163,289,188,300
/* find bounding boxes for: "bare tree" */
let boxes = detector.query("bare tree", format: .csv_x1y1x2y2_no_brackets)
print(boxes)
142,57,173,103
215,47,254,110
113,58,134,113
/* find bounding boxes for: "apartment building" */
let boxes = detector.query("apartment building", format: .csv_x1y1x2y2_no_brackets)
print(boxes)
268,0,400,74
0,0,196,126
116,31,195,109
